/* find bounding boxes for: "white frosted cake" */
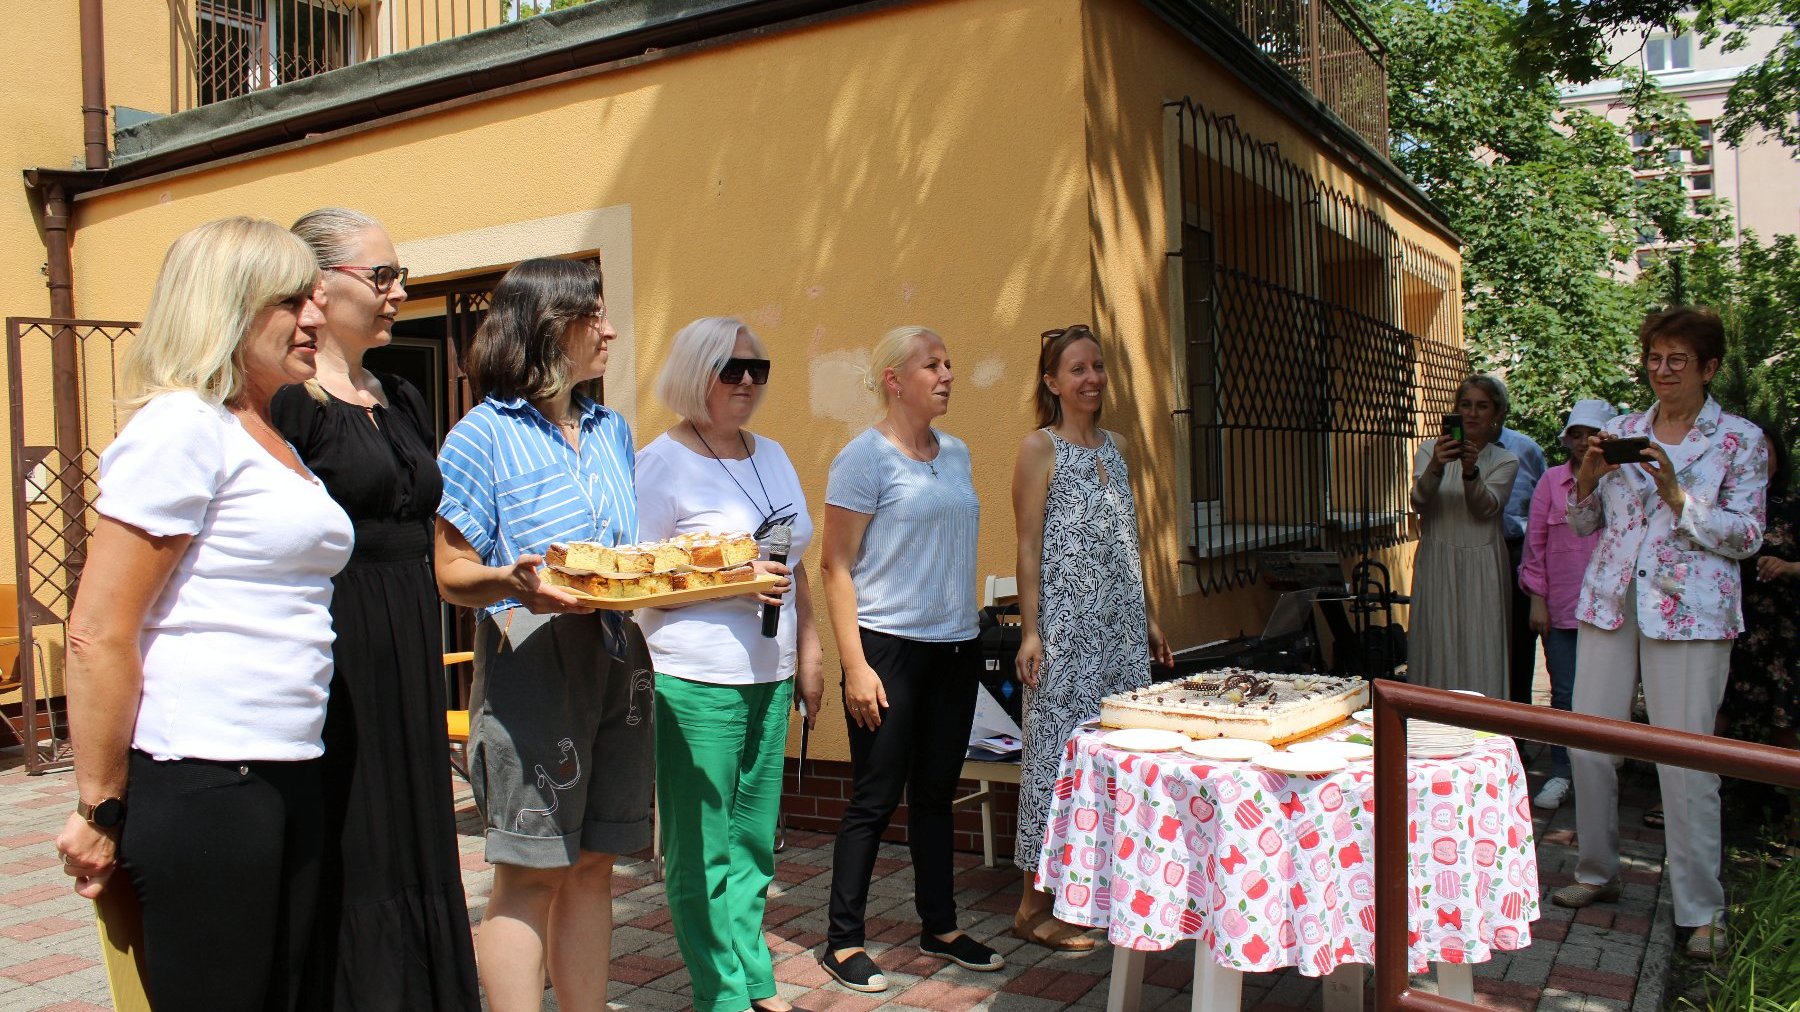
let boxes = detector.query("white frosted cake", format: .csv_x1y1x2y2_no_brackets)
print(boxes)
1099,670,1369,745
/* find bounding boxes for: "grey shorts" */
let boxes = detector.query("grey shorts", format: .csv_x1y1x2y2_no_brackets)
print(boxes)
469,609,654,868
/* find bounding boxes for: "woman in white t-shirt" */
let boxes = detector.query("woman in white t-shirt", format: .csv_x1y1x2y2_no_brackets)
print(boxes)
54,217,353,1011
636,317,819,1012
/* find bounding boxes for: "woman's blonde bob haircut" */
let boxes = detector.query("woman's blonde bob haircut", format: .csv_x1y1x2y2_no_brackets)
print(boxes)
654,317,770,426
120,216,319,413
864,325,943,411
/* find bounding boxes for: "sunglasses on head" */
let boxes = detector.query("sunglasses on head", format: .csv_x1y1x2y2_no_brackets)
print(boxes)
719,357,771,385
1041,324,1094,343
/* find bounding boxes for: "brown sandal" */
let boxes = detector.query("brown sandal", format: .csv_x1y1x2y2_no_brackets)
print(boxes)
1011,911,1099,951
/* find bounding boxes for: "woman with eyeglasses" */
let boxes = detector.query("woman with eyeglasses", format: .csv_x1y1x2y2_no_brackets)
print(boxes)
433,259,652,1010
55,218,350,1009
1010,325,1173,950
270,209,479,1009
818,326,1000,993
634,317,818,1012
1552,307,1768,963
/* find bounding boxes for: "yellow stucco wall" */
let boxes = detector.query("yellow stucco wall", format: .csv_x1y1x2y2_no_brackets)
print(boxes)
66,0,1091,761
14,0,1460,760
1082,0,1458,641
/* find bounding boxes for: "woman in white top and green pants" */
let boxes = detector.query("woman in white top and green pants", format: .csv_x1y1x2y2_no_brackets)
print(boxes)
637,318,820,1012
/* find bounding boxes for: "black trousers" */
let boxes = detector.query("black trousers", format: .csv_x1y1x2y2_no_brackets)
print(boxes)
1507,538,1538,705
120,750,324,1012
827,629,980,949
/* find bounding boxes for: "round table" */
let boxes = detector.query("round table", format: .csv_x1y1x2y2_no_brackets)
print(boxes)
1035,725,1541,1010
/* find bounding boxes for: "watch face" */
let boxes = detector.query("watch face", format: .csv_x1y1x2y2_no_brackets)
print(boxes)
91,798,125,829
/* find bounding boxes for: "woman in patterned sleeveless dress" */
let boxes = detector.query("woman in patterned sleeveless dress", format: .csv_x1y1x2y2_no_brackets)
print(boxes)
1009,324,1173,949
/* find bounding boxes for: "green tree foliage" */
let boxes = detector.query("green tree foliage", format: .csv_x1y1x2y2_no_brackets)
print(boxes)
1374,0,1668,447
1643,233,1800,462
1505,0,1800,147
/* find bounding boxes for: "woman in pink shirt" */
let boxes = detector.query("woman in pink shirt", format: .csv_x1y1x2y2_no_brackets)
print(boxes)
1517,400,1615,810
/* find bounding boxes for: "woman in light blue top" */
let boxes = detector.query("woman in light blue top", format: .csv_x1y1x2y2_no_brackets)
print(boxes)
817,326,999,993
433,259,652,1012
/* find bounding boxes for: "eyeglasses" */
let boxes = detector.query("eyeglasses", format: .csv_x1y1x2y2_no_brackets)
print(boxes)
719,357,771,385
1644,353,1694,373
1041,324,1095,343
754,507,798,541
329,265,409,293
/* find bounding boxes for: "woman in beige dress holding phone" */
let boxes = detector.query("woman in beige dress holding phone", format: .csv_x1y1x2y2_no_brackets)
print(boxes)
1408,374,1520,696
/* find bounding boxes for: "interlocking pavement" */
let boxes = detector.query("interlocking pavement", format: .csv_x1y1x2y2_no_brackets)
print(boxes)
0,731,1678,1012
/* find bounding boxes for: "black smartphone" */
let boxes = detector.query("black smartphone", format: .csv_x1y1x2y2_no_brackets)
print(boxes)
1601,436,1651,465
1440,413,1464,444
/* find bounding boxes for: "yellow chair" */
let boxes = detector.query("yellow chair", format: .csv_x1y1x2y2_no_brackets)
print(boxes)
444,651,474,779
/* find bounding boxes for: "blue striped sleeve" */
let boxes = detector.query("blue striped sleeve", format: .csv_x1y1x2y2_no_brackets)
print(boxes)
826,431,881,514
437,410,499,560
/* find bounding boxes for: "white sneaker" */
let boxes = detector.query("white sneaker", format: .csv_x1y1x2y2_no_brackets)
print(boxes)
1534,776,1571,810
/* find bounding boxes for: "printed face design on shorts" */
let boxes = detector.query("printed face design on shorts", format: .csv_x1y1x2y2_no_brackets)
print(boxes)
515,737,581,831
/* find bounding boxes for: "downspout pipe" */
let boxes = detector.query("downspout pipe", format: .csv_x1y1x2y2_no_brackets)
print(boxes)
79,0,108,170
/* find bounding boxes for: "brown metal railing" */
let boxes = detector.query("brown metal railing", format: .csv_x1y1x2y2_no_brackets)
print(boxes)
169,0,597,112
1209,0,1389,155
1370,680,1800,1010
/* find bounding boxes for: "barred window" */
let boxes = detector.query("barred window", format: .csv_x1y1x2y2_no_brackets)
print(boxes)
1165,98,1464,595
195,0,358,106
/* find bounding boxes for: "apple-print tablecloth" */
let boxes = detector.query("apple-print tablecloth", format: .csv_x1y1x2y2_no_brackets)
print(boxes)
1035,727,1539,975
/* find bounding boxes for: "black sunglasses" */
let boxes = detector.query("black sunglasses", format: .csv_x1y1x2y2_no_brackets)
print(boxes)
754,508,798,541
1041,324,1095,342
719,357,772,385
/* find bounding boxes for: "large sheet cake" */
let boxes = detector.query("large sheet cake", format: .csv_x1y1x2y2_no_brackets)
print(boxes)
1099,669,1368,745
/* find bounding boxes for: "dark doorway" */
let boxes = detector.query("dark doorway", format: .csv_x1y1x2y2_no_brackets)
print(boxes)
370,318,451,443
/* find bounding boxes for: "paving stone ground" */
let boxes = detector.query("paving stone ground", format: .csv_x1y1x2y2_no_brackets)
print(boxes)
0,732,1678,1012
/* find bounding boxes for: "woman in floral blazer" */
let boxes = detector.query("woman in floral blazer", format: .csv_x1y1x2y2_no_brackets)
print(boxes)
1551,307,1768,963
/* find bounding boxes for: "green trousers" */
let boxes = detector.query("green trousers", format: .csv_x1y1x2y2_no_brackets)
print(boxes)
655,673,792,1012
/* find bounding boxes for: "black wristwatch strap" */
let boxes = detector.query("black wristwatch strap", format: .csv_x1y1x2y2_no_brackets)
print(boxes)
1462,465,1481,482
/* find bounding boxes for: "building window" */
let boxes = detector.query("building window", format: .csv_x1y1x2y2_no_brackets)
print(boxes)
1645,33,1693,73
1689,172,1714,192
196,0,358,105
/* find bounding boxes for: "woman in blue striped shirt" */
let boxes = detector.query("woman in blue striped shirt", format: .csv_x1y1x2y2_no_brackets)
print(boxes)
433,259,653,1012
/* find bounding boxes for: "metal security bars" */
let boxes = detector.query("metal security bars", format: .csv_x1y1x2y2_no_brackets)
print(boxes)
4,319,136,773
1208,0,1390,156
1169,98,1464,596
169,0,608,111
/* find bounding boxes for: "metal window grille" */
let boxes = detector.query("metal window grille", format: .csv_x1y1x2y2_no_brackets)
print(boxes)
175,0,360,111
1169,98,1465,596
1207,0,1390,156
5,319,136,773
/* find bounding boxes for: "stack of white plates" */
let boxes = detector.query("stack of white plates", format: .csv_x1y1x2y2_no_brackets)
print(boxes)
1407,720,1477,758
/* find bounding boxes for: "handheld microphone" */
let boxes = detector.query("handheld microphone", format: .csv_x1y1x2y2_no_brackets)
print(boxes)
761,524,791,639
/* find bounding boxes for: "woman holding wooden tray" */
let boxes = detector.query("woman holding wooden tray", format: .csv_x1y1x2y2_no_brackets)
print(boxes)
635,316,818,1012
433,258,652,1011
819,326,1001,992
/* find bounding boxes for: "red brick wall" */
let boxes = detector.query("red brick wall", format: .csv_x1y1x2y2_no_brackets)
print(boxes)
781,758,1021,860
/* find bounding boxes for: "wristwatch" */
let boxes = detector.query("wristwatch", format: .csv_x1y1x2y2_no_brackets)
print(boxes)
76,797,126,830
1462,466,1481,482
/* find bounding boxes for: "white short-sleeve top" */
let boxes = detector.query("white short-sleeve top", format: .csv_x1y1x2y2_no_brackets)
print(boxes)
95,391,354,761
634,432,813,685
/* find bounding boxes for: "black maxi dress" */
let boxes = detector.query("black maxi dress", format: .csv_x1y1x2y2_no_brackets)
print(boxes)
272,376,480,1011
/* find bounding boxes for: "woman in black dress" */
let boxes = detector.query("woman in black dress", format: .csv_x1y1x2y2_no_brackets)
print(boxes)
274,208,479,1010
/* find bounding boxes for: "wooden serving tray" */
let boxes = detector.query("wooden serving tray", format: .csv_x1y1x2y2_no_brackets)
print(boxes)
546,571,783,611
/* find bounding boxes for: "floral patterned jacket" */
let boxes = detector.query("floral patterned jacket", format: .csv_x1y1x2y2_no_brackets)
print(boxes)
1568,396,1769,641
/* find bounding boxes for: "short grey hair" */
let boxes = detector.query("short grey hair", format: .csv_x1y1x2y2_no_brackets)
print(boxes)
1459,373,1510,424
654,316,769,425
291,207,382,269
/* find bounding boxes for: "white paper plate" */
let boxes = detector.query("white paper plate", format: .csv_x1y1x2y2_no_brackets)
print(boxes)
1351,709,1375,724
1101,728,1191,753
1255,751,1350,776
1286,739,1374,762
1181,738,1275,761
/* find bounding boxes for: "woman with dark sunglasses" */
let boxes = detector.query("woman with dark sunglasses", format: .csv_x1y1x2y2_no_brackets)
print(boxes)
635,317,819,1012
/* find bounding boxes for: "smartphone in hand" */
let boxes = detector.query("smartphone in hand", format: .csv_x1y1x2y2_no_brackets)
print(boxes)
1441,413,1464,446
1600,436,1651,465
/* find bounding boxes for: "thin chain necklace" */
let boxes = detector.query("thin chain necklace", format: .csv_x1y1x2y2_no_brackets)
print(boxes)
880,421,938,477
691,422,778,517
